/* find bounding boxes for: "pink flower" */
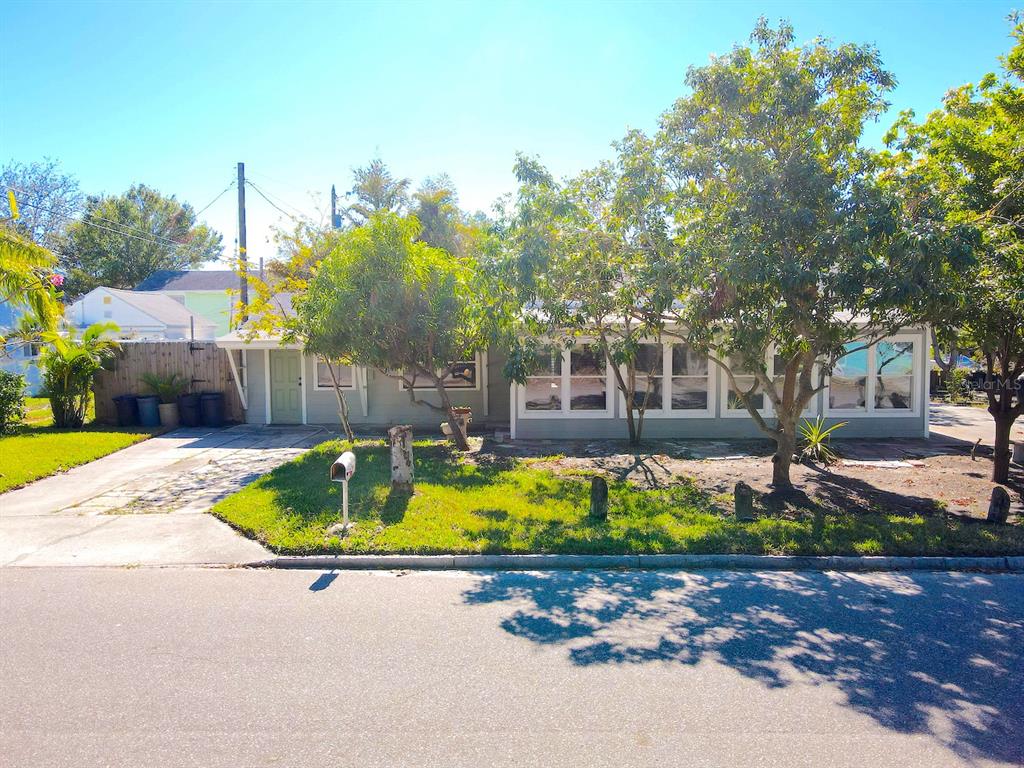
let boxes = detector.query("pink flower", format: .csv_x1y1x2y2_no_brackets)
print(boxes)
49,273,64,288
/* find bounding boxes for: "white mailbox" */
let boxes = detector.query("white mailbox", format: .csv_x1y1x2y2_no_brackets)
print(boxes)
329,451,357,532
331,451,356,482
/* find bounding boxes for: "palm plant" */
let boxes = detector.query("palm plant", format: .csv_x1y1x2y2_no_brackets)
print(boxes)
40,322,120,428
141,372,189,404
797,416,848,465
0,225,62,333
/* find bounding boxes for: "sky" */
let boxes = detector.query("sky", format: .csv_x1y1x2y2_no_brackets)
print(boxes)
1,0,1017,270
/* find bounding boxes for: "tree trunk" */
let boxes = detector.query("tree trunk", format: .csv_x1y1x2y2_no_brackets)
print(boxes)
433,376,470,451
771,414,798,489
325,360,355,442
388,425,414,492
992,413,1014,485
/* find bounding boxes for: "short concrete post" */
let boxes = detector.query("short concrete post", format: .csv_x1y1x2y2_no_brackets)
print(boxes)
988,486,1010,524
1012,441,1024,466
389,425,414,493
589,476,609,521
735,481,755,521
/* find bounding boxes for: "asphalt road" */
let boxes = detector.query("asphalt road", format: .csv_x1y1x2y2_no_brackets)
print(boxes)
1,567,1021,768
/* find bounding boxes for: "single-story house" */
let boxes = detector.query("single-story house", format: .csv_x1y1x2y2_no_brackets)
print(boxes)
216,316,930,440
134,269,238,337
67,287,218,340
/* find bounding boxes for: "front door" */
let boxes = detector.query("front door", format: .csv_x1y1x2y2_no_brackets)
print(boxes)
270,350,302,424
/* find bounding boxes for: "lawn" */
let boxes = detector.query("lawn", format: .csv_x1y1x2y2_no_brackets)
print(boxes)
211,439,1024,556
0,397,156,493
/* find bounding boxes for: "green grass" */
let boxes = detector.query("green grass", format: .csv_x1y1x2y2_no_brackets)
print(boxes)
211,440,1024,556
0,397,155,493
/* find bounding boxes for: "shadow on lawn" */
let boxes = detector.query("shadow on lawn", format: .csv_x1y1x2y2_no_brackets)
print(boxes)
462,569,1024,764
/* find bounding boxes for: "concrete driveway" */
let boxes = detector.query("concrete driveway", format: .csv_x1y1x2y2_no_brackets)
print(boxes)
929,402,1024,445
0,425,328,567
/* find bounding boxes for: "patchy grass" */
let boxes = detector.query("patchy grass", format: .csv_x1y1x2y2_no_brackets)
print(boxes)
0,397,155,493
211,440,1024,556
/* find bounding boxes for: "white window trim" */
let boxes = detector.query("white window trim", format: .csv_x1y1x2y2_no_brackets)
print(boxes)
312,360,358,391
825,335,921,419
399,352,483,392
719,349,819,418
518,344,615,419
616,342,716,419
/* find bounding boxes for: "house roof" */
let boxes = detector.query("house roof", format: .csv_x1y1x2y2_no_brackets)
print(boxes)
134,269,239,292
96,287,217,329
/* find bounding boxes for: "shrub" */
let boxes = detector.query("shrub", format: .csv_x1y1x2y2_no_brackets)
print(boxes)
141,372,189,404
945,367,971,403
0,370,26,434
40,322,119,429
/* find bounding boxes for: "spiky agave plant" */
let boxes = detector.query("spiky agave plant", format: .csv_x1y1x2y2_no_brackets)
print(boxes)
797,416,848,465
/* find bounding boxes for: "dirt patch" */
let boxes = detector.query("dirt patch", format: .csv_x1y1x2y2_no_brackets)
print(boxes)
478,437,1023,521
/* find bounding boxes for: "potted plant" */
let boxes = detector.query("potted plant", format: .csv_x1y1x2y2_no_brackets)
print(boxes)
141,372,190,429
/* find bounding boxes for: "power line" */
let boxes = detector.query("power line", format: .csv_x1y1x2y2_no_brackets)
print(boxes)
245,179,309,223
194,180,236,218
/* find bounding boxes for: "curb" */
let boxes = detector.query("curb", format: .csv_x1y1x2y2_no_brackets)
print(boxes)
251,553,1024,572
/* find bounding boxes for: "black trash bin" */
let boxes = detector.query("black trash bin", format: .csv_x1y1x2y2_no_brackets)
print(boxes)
177,393,201,427
200,391,225,427
112,394,139,427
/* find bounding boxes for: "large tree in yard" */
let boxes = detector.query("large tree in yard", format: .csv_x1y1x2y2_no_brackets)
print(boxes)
650,20,969,488
298,212,497,451
887,15,1024,483
62,184,222,295
501,137,671,445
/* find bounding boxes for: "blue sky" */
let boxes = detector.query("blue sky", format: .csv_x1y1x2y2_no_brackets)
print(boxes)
1,0,1017,268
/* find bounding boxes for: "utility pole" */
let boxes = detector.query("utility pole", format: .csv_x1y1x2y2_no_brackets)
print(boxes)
237,162,248,322
331,184,340,229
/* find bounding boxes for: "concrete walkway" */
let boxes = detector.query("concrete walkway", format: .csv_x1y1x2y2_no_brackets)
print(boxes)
0,425,328,567
929,402,1024,445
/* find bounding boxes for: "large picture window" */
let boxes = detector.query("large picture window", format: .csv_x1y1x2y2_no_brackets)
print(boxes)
720,351,818,417
520,343,612,417
725,354,766,412
620,342,713,418
404,355,480,390
827,337,918,416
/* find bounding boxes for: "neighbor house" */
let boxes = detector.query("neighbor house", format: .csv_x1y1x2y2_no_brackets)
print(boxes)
67,287,217,340
134,269,238,336
0,301,43,394
216,303,929,440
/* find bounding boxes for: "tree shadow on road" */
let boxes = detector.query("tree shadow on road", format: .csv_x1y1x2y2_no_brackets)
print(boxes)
462,569,1024,764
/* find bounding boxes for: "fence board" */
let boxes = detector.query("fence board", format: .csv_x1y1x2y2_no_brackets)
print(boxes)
93,341,242,424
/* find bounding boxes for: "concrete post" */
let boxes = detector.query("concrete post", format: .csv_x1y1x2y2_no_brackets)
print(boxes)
589,477,609,521
988,486,1010,524
735,481,755,521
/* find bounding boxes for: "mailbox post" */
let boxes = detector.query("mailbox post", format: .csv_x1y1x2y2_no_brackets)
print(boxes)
330,451,357,531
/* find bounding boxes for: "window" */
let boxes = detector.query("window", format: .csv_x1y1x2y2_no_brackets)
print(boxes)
725,354,765,412
520,343,612,417
875,341,914,410
826,337,918,416
315,361,355,390
829,344,868,410
524,346,562,411
671,344,710,411
569,345,608,411
404,356,479,390
629,343,664,410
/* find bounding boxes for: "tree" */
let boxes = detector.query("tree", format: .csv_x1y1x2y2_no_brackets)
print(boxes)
341,159,410,226
887,14,1024,483
0,158,82,247
0,225,63,338
650,19,969,487
40,322,119,428
501,141,670,444
62,184,222,295
298,212,499,451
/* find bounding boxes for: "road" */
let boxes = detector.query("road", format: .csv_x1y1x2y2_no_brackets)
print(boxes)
2,567,1021,767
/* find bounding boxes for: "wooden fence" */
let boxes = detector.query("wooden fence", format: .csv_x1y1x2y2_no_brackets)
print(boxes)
93,340,243,424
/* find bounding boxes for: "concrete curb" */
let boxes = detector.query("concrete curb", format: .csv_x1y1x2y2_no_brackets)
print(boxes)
252,553,1024,572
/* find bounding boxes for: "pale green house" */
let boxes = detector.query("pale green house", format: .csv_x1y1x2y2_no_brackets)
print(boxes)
134,270,239,337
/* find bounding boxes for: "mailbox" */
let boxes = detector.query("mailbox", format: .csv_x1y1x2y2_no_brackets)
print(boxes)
331,451,356,483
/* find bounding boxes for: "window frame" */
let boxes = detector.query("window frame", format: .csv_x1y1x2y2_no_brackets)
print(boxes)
719,349,819,418
312,360,358,391
616,342,716,419
825,335,921,418
400,353,482,392
518,342,614,419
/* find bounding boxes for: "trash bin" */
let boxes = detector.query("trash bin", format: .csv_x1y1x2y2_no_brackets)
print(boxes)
112,394,139,427
136,395,161,427
177,392,201,427
200,391,225,427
